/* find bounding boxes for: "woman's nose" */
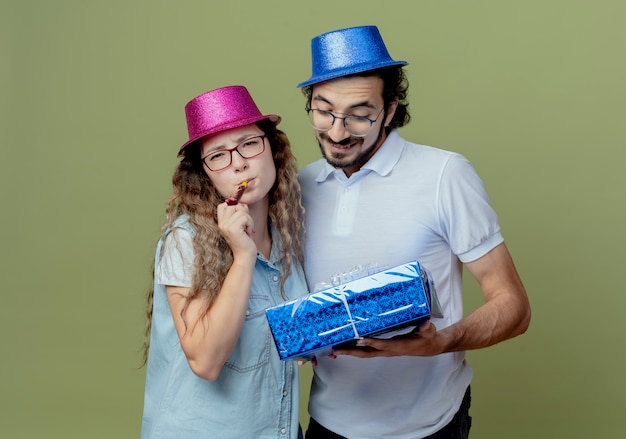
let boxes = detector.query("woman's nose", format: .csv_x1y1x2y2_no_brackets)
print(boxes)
230,150,249,170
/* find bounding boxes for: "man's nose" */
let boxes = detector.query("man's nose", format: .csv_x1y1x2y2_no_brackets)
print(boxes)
326,118,351,142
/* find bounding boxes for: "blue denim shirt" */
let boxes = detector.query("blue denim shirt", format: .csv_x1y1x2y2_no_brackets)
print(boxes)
141,216,307,438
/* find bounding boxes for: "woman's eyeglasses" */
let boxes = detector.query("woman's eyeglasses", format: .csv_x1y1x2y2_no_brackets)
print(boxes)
202,135,266,171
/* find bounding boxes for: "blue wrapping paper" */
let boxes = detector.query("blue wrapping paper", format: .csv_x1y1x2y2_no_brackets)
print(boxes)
266,260,441,361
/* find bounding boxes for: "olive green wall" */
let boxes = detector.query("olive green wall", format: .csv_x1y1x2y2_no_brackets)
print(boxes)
2,1,624,437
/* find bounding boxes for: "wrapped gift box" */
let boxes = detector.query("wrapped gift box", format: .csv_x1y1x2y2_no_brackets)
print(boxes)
266,260,441,361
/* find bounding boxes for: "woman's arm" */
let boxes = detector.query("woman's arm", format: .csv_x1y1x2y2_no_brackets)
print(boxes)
167,203,258,380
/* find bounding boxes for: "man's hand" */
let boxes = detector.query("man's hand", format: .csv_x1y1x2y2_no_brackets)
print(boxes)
332,243,530,359
332,320,445,358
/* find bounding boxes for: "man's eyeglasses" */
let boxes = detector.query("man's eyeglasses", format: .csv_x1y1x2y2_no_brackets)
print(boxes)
202,135,266,171
305,108,384,137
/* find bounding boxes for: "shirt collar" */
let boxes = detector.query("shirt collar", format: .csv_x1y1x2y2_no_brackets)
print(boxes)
258,220,282,266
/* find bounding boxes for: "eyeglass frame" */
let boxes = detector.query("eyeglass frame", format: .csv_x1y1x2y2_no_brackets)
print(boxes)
201,135,267,171
304,107,385,137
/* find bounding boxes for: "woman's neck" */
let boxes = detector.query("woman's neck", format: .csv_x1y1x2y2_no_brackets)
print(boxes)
248,198,272,259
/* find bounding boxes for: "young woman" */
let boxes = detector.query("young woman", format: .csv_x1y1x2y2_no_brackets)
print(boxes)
141,86,307,438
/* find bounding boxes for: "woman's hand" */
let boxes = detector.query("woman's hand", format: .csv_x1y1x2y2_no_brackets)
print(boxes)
217,202,257,259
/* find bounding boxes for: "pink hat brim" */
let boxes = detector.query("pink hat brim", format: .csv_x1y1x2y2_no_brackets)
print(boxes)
178,113,281,155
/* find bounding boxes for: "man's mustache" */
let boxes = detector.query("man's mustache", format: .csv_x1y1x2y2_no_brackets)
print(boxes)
318,133,362,146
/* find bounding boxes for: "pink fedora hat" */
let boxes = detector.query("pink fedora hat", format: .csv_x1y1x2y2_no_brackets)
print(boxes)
178,85,281,155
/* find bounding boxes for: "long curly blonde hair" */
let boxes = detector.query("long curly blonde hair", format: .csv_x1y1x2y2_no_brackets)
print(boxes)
142,120,305,365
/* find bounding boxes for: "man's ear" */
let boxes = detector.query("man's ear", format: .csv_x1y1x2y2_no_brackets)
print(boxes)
385,99,399,126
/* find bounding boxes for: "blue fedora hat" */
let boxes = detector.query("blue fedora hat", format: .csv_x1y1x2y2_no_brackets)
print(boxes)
297,25,408,88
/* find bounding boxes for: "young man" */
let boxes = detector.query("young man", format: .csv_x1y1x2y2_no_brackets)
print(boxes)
297,26,531,439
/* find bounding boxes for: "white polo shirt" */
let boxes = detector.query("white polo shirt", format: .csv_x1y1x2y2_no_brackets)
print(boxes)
299,129,503,439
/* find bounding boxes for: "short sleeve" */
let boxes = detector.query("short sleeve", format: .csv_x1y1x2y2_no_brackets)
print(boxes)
155,227,195,287
438,154,503,263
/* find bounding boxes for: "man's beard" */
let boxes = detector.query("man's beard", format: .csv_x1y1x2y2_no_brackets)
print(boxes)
316,127,385,170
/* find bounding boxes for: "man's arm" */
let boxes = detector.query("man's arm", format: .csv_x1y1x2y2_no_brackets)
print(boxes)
333,243,531,358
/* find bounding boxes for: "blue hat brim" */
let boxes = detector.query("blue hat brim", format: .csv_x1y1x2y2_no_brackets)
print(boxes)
296,59,408,88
